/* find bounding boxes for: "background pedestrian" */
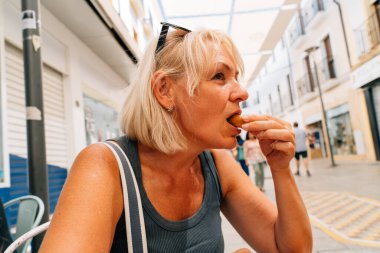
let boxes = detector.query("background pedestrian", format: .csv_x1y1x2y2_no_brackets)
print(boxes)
293,122,311,177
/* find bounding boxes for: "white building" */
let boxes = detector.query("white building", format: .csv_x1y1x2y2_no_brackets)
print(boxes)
0,0,161,220
248,0,379,162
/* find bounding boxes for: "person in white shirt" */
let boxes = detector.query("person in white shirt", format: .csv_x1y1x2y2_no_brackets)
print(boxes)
293,122,311,177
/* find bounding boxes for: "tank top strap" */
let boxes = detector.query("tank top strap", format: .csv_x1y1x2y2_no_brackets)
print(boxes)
201,150,223,204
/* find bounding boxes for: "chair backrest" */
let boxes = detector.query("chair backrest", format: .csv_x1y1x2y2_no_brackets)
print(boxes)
4,195,45,253
4,221,50,253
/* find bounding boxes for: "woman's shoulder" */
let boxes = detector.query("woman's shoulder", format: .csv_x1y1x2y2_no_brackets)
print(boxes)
209,149,246,196
66,142,123,210
70,142,121,181
77,142,116,162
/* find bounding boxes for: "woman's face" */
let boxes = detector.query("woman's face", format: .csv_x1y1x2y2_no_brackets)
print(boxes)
173,44,248,150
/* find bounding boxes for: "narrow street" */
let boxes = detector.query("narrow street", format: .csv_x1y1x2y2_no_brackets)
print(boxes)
223,159,380,253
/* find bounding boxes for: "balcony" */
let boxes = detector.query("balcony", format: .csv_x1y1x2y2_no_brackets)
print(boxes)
296,56,337,99
354,12,380,58
318,56,337,83
296,73,314,99
288,14,306,46
302,0,330,28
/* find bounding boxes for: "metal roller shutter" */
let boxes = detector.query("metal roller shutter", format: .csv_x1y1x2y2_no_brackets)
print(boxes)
5,42,67,168
43,66,67,168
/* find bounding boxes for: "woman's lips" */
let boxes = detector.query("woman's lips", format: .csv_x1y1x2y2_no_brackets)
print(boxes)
227,114,244,128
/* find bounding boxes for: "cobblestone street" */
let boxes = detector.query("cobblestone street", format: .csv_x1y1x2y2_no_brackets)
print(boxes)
223,159,380,253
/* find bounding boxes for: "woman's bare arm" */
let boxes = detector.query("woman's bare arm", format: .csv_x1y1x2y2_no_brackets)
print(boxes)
214,115,312,253
39,143,124,252
213,149,280,252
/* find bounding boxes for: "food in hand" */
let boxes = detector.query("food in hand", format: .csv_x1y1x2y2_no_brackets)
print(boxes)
227,114,244,127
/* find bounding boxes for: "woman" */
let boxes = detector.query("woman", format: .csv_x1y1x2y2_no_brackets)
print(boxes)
244,132,266,191
40,23,312,252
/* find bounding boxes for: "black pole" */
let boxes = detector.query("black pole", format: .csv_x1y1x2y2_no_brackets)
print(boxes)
312,59,337,167
21,0,50,251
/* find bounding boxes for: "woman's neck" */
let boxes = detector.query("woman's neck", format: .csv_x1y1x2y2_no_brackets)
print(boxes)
137,142,202,174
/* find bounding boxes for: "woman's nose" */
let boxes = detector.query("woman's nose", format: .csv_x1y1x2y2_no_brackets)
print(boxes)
230,82,249,102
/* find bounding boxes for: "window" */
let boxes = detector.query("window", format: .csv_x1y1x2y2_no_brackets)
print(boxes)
83,95,121,145
372,1,380,47
256,91,260,104
304,55,315,92
374,0,380,28
287,74,294,106
323,35,336,79
277,85,283,112
268,94,273,115
317,0,325,11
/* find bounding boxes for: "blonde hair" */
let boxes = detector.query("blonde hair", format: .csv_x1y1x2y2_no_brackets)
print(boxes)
119,28,244,154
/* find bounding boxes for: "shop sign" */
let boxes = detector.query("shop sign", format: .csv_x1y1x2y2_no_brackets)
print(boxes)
305,113,322,125
352,54,380,89
326,104,349,119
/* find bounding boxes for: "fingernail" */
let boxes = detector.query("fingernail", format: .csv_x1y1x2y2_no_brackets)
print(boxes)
242,123,248,130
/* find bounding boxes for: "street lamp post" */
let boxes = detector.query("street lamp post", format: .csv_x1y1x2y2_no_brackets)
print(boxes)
305,46,337,167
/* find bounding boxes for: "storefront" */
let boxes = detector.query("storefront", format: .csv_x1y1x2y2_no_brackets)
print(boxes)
364,79,380,160
306,121,326,159
326,104,357,156
305,113,327,159
352,54,380,160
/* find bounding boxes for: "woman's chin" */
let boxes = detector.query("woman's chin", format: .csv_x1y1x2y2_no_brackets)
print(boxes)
217,138,238,149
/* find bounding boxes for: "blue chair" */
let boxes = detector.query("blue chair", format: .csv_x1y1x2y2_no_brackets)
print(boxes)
4,195,45,253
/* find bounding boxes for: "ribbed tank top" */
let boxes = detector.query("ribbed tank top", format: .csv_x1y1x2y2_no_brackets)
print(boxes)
110,136,225,252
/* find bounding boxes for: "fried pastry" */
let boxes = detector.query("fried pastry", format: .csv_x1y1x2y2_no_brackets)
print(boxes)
227,114,244,128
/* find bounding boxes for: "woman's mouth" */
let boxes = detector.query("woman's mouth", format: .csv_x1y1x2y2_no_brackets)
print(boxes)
227,114,244,128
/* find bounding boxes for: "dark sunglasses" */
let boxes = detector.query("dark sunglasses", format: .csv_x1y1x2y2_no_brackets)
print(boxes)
155,22,191,55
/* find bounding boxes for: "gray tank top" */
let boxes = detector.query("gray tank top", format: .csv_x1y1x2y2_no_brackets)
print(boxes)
110,136,224,252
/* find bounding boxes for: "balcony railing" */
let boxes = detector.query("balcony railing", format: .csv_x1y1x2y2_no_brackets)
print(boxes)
296,72,315,98
296,56,337,98
302,0,330,27
354,12,380,57
319,56,336,82
288,14,305,45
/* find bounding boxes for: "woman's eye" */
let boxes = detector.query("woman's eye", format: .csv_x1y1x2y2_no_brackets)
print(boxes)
212,72,225,80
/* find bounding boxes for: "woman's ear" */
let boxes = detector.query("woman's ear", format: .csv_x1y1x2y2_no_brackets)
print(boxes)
151,71,175,111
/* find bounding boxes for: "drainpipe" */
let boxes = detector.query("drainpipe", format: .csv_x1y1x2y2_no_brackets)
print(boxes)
333,0,352,68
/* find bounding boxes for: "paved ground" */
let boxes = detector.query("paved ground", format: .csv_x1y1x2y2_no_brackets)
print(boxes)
222,158,380,253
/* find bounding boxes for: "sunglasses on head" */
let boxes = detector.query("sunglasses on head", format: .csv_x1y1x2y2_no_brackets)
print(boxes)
155,22,191,55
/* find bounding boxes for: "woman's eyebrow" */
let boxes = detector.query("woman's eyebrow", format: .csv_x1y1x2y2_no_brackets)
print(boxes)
216,62,239,76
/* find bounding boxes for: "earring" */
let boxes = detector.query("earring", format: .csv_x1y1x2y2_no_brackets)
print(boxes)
167,105,175,113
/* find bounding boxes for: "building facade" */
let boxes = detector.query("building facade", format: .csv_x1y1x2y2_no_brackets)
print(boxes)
0,0,160,223
247,0,380,162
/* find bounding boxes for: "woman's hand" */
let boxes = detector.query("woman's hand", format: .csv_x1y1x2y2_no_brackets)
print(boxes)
242,115,295,173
